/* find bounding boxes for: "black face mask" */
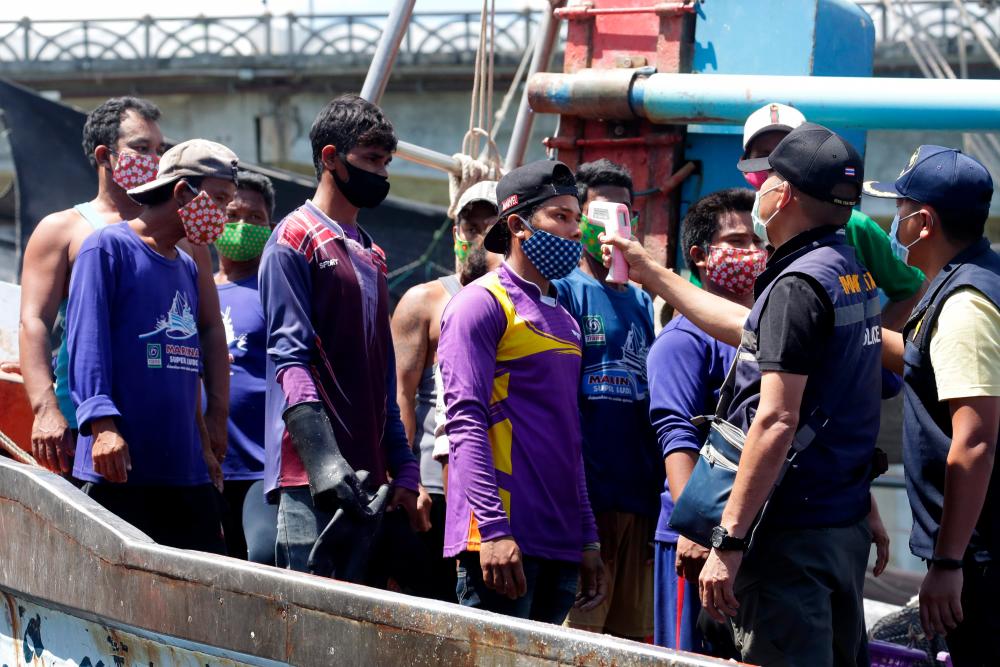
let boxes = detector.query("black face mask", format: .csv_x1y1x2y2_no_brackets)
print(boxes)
333,155,390,209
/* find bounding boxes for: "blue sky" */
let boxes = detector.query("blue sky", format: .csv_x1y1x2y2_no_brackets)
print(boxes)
1,0,545,21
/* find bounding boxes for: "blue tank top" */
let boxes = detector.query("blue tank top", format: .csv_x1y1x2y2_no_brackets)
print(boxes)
53,202,107,429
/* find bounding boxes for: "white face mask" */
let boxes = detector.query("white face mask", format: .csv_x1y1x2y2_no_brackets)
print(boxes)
888,209,923,265
751,182,785,246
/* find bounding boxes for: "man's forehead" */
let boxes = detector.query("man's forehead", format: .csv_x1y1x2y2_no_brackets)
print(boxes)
234,188,267,208
118,110,161,138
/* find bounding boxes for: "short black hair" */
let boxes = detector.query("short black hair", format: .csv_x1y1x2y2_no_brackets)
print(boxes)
82,97,161,170
576,159,634,204
309,94,398,180
934,204,989,244
236,170,276,220
681,188,755,273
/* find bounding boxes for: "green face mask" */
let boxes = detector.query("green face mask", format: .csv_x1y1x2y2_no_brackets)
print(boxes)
579,213,638,261
454,235,472,262
215,221,272,262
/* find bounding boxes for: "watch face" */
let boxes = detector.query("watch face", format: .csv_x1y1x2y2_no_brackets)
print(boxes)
711,526,726,548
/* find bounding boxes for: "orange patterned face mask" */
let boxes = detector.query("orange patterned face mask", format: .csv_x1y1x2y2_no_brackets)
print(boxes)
178,188,227,245
704,245,767,295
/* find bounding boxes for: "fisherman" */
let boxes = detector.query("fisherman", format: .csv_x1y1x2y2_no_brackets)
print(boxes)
213,169,278,562
438,159,607,622
19,97,230,475
554,159,660,641
67,139,239,554
647,188,762,654
604,124,883,665
868,147,1000,667
258,94,420,573
738,102,925,329
390,180,500,601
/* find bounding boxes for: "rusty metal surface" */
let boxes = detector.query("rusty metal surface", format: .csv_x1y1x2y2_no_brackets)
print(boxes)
0,457,737,666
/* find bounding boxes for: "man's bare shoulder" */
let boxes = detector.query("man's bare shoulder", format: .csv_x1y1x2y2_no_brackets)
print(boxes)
23,207,100,262
400,279,451,312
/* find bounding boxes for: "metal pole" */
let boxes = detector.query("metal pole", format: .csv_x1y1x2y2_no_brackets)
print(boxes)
360,0,416,105
396,140,462,176
528,71,1000,131
503,1,563,171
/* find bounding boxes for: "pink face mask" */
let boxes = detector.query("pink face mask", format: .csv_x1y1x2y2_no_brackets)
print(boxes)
178,190,227,245
704,245,767,296
112,151,159,190
743,170,769,191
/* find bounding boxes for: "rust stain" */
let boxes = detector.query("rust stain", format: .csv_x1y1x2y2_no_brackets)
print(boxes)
3,591,22,667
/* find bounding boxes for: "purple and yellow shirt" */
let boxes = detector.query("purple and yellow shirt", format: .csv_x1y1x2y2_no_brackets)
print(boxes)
439,263,599,562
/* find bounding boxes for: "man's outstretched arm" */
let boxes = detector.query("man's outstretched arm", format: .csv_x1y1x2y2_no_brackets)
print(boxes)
603,235,748,347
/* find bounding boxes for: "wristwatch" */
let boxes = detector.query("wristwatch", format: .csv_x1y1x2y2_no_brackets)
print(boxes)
711,526,749,552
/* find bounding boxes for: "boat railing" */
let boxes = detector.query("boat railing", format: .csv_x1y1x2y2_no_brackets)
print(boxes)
0,456,732,666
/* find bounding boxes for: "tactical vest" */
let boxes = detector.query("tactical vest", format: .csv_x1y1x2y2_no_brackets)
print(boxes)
721,230,883,529
902,238,1000,562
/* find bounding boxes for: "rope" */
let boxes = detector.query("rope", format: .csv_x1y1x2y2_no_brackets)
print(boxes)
387,216,454,291
0,427,39,467
449,0,504,221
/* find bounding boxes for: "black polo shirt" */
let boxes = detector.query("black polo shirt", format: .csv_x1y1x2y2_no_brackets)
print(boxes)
754,226,839,375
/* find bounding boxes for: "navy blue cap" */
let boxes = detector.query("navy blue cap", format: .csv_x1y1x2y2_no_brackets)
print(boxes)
484,160,577,253
863,145,994,214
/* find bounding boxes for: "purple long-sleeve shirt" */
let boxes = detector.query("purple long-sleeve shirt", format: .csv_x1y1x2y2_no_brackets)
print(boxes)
438,263,599,562
647,315,736,542
259,200,418,500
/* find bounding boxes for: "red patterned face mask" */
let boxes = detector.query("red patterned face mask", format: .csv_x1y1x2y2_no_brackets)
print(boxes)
704,245,767,296
178,189,227,245
111,151,159,190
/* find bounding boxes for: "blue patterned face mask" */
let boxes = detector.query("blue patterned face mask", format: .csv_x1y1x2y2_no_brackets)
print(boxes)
519,216,582,280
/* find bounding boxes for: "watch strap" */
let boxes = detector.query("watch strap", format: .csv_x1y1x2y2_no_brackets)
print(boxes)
929,557,964,570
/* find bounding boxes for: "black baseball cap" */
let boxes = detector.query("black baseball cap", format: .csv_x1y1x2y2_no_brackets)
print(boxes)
737,123,864,207
863,145,993,217
484,160,578,253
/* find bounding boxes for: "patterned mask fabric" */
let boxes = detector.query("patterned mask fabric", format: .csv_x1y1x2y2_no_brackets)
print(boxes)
454,235,472,262
704,245,767,295
520,216,583,280
112,151,159,190
579,213,638,261
178,190,228,245
215,221,272,261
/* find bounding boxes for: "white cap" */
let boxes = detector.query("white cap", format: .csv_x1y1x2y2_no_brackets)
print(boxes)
742,103,806,158
455,180,498,218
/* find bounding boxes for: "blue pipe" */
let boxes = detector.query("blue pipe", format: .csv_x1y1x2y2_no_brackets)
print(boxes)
529,72,1000,131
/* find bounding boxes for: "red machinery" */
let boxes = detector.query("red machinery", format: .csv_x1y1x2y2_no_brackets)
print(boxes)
545,0,696,267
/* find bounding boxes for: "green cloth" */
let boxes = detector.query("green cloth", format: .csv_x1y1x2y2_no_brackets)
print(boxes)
684,209,924,300
844,209,925,302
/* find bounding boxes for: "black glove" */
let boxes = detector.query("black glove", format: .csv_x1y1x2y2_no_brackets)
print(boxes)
307,470,391,582
282,401,366,516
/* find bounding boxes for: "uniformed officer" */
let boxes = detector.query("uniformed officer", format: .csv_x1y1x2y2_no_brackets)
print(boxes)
868,146,999,667
603,123,883,666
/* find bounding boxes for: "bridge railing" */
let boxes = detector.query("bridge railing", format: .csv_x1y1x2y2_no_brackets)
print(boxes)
0,11,540,67
858,0,1000,51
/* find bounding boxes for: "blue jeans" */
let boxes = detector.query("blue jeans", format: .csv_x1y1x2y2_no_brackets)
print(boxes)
275,486,333,572
456,551,579,624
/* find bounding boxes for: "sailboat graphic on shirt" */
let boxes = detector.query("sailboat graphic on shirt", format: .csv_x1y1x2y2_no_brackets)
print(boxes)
139,290,198,340
222,306,247,351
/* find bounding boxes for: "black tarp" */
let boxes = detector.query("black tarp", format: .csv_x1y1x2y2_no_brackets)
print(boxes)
0,78,452,300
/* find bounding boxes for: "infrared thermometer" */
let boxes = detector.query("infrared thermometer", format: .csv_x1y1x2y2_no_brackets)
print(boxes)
587,201,630,284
